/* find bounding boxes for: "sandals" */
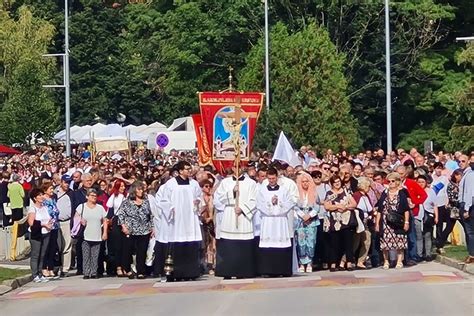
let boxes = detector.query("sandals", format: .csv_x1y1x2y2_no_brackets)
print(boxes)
298,265,305,273
383,262,389,270
395,262,403,269
116,267,125,278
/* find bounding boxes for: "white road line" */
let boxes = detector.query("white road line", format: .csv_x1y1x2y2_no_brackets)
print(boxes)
423,280,474,286
19,286,57,295
333,285,388,290
420,271,457,277
220,279,255,285
102,284,122,290
289,276,322,282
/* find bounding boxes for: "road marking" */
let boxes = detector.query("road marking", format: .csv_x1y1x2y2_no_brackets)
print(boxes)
19,286,57,294
289,275,322,282
333,285,388,290
220,279,255,285
102,284,122,290
420,271,457,277
423,281,474,286
354,273,388,279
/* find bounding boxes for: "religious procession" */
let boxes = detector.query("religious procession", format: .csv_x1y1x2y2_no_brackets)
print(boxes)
0,90,473,283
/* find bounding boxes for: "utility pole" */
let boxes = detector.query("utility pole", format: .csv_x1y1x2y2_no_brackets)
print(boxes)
43,0,71,156
264,0,270,113
384,0,392,153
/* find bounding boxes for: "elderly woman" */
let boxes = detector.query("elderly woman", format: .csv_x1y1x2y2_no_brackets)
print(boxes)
295,172,320,273
116,181,153,279
375,172,410,269
324,176,357,272
74,188,108,279
348,177,373,269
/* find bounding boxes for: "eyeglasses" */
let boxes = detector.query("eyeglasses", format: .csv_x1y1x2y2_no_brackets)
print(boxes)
330,170,338,173
322,167,329,170
460,160,466,163
203,185,211,188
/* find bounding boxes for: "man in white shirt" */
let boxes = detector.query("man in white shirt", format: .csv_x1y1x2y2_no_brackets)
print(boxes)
256,167,295,277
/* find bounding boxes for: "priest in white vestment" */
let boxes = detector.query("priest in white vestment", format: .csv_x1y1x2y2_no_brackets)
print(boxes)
257,167,295,276
214,169,257,278
156,161,202,281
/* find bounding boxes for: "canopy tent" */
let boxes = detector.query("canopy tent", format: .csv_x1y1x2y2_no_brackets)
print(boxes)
0,145,21,155
53,118,192,144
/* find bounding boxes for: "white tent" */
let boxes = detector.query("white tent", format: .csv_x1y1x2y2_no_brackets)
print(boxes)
167,117,194,131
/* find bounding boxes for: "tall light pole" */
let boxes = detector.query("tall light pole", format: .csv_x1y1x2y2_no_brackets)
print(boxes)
43,0,71,157
264,0,270,113
384,0,392,153
64,0,71,157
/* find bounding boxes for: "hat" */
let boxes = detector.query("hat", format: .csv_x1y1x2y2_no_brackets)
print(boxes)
61,174,72,183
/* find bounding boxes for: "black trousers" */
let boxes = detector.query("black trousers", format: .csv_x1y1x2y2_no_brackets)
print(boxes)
108,221,125,271
435,206,448,246
314,224,329,266
11,208,23,222
43,229,59,270
438,217,466,249
328,229,355,265
122,234,150,275
75,237,84,273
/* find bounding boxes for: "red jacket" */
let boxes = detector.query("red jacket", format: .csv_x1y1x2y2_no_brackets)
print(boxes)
403,178,428,216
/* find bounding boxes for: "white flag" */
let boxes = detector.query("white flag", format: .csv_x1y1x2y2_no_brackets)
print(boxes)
272,131,301,167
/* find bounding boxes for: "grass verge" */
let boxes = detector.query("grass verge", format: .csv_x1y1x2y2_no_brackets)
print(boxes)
0,267,30,283
443,245,468,262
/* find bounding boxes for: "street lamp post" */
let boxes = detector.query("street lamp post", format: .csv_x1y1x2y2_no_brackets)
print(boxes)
264,0,270,113
43,0,71,157
385,0,392,153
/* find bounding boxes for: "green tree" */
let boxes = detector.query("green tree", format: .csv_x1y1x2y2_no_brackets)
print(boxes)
240,22,361,152
0,5,59,144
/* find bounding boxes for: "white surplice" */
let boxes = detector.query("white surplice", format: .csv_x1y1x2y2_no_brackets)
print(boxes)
213,176,257,240
157,177,202,242
257,185,295,248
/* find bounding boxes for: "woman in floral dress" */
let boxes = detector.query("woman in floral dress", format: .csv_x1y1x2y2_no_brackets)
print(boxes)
375,172,410,269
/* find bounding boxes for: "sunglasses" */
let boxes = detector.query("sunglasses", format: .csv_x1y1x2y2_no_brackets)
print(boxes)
460,160,466,163
330,170,338,173
203,185,211,188
322,167,329,170
388,180,397,183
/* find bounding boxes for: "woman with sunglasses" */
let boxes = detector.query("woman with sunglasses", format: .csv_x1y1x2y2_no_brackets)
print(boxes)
323,175,357,272
375,172,410,269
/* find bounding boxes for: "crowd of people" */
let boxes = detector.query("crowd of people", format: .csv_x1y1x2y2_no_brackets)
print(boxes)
0,145,473,283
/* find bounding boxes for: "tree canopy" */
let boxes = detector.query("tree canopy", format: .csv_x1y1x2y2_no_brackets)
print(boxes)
0,0,472,152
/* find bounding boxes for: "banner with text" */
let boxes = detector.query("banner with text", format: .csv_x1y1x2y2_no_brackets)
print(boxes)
198,92,264,174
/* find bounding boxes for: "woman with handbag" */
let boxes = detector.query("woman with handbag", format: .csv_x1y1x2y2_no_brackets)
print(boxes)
323,175,357,272
74,188,108,279
27,188,53,283
375,172,410,269
116,181,153,279
416,175,439,261
295,172,320,273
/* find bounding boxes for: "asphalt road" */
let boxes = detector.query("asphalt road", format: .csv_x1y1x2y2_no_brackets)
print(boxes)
1,262,473,316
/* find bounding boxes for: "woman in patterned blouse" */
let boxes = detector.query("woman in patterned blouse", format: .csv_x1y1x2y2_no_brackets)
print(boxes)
116,181,153,279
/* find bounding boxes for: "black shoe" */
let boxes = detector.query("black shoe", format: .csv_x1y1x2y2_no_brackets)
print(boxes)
90,275,98,279
83,275,90,280
347,266,354,272
405,260,418,267
329,267,337,272
76,271,83,276
424,256,434,262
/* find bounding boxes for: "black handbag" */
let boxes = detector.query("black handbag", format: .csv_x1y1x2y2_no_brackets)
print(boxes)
386,211,405,230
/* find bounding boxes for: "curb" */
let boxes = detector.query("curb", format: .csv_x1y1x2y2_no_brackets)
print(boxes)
0,274,32,296
436,255,474,275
